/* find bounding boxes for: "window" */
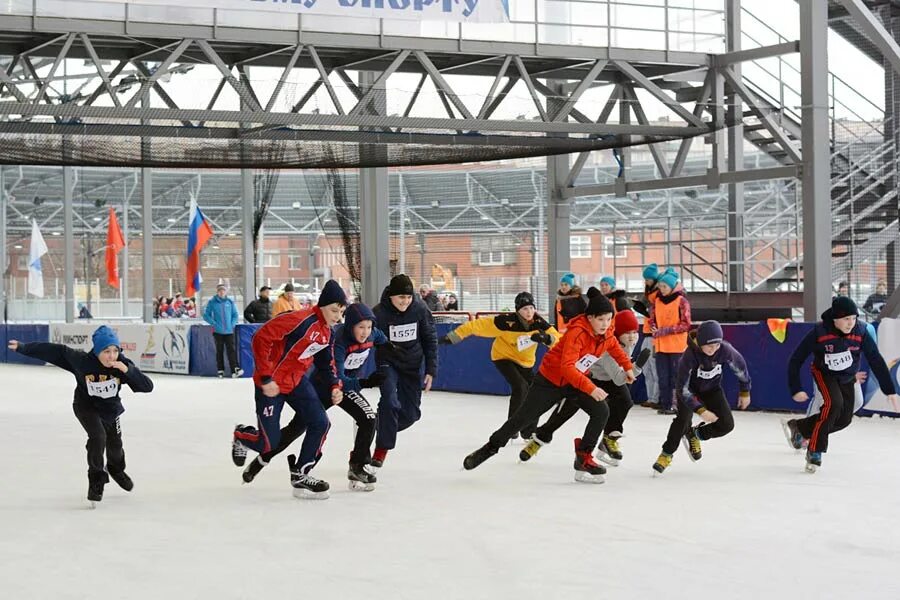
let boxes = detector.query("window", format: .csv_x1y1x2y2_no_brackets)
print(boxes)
603,236,627,259
478,250,506,266
205,254,223,268
289,255,304,270
17,256,29,270
262,251,281,267
570,235,591,259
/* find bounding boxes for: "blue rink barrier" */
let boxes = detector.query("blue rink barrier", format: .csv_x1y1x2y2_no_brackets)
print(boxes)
1,324,50,365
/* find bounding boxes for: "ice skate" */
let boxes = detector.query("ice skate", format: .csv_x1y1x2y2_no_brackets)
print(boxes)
463,442,498,470
217,370,225,379
805,450,822,473
682,427,703,462
573,438,606,484
652,452,673,476
87,474,107,507
596,435,622,466
109,470,134,492
231,424,252,466
288,455,330,499
518,437,545,462
232,368,244,378
781,419,804,451
242,456,267,484
348,463,377,492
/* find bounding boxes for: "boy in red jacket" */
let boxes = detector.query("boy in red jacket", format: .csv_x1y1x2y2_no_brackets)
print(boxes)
463,295,634,483
231,280,347,499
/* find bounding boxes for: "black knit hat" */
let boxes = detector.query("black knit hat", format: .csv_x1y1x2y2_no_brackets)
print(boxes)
514,291,535,311
585,294,614,317
831,296,858,319
388,274,415,297
317,279,348,307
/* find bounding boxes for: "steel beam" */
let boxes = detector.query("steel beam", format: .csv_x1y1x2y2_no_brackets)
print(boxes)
838,0,900,76
546,81,570,322
565,166,798,198
63,166,75,323
800,0,833,318
712,41,800,66
241,169,255,307
0,168,6,322
726,0,745,292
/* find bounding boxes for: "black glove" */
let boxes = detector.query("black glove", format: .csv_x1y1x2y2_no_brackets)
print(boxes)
359,373,386,389
530,332,553,346
635,347,652,369
438,335,453,345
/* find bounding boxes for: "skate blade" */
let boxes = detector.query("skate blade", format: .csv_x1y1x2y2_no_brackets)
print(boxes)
781,420,803,451
680,437,701,463
595,453,620,467
651,467,665,477
348,480,376,492
292,488,330,500
87,500,98,509
804,463,818,474
574,472,605,484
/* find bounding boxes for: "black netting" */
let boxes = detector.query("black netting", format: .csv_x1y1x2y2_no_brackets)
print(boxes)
0,128,710,169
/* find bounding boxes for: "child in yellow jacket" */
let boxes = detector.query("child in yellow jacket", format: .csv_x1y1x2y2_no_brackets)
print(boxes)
440,292,560,438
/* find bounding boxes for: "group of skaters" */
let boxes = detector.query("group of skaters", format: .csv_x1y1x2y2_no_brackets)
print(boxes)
5,264,898,504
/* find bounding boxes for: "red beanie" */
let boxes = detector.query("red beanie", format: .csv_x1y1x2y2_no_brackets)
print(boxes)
614,310,639,338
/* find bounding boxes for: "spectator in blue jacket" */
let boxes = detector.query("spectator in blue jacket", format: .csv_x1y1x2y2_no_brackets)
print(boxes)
370,274,438,471
204,283,243,378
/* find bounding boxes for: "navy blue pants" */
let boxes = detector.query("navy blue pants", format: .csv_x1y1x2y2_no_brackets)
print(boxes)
375,364,423,450
235,379,330,475
655,352,683,411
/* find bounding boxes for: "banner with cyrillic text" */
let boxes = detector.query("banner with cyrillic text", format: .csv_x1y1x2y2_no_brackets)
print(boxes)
50,322,191,375
863,317,900,415
83,0,510,23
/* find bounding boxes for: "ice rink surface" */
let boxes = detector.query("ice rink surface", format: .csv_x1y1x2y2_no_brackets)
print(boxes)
2,362,900,600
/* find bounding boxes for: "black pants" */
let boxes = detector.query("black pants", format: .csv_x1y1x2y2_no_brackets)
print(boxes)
661,388,734,455
533,379,632,444
795,368,855,453
487,373,609,453
73,403,125,483
259,388,377,467
213,332,238,373
492,359,537,436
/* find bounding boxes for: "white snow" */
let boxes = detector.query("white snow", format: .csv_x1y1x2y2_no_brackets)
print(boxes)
2,362,900,600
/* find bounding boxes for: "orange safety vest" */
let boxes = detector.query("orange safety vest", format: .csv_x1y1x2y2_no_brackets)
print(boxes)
643,289,659,334
653,294,688,353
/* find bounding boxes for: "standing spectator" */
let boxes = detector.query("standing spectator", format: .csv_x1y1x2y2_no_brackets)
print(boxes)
244,286,273,324
204,283,243,379
420,284,442,312
184,299,197,319
650,269,691,415
272,282,302,316
863,280,889,318
171,292,185,312
555,272,587,333
78,303,93,319
445,293,459,311
836,281,850,298
597,276,630,313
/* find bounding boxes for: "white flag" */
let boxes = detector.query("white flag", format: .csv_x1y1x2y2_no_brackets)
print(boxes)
28,218,49,298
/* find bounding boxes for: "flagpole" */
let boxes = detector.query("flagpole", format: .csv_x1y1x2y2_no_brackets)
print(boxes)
121,194,129,317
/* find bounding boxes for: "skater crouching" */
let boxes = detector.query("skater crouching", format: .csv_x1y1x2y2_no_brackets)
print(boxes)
652,321,751,475
8,325,154,506
784,296,898,472
463,294,634,484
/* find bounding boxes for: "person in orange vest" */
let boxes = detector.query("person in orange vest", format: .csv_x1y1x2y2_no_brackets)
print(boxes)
598,276,630,313
272,282,303,316
634,264,662,408
649,269,691,415
555,273,587,333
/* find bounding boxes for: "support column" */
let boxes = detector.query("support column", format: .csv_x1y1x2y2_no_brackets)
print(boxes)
121,182,129,316
242,169,255,307
63,167,75,323
0,168,6,322
547,81,571,321
725,0,745,291
358,71,390,305
141,168,154,323
883,5,900,290
800,0,832,318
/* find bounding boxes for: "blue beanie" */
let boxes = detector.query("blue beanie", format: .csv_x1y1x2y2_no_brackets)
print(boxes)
91,325,120,356
560,273,576,287
642,263,660,281
600,276,616,288
344,302,376,331
697,321,724,346
658,270,679,290
317,279,348,307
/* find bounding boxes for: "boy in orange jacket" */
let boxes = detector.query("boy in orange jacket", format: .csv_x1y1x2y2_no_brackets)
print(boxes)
463,295,634,483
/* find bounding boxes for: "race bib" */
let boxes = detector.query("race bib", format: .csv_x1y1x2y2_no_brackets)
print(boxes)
517,335,536,352
86,378,120,399
389,322,418,343
575,354,599,373
696,364,723,380
824,350,853,372
299,342,329,360
344,349,370,371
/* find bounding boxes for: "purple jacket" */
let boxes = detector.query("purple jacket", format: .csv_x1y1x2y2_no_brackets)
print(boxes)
676,335,751,412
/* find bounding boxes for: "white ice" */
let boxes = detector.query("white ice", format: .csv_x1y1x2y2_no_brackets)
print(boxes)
2,362,900,600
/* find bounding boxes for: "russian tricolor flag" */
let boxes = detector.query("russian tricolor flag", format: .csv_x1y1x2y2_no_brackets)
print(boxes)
185,196,214,298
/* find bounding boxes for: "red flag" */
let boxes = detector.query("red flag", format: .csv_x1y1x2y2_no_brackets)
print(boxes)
106,207,126,289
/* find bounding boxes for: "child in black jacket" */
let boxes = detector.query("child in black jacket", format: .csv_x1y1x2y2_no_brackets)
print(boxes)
8,325,154,505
